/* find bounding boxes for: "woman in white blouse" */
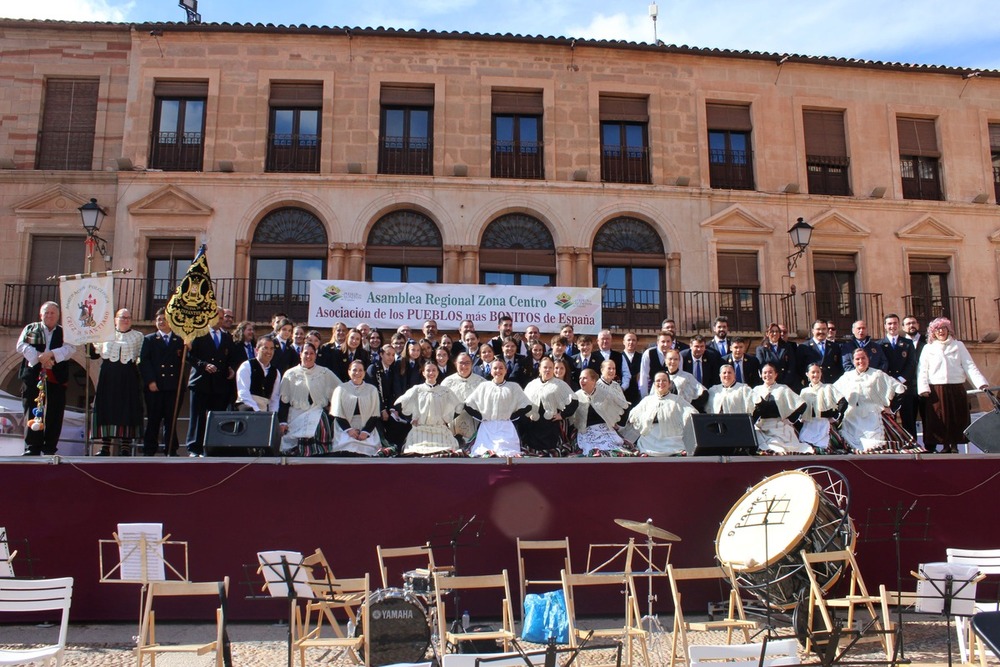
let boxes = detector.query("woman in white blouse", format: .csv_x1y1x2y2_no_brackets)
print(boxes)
329,360,383,456
91,309,145,456
395,362,464,456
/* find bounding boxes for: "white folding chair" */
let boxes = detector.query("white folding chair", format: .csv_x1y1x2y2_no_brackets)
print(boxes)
947,547,1000,664
0,576,74,667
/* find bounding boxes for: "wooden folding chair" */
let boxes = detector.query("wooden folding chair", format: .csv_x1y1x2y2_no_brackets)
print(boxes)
878,584,918,661
434,570,516,658
295,549,367,643
800,549,885,655
667,564,757,667
135,577,229,667
0,576,73,667
295,572,369,667
688,638,798,667
947,547,1000,664
561,569,650,667
516,537,572,620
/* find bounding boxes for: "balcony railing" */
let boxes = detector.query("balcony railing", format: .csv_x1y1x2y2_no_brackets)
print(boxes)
601,289,795,335
903,294,978,341
148,131,204,171
378,136,432,175
802,292,883,336
601,145,651,184
266,133,320,173
709,148,754,190
491,140,544,179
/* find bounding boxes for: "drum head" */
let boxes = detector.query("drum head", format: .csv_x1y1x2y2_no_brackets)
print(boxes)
717,470,821,571
359,589,430,667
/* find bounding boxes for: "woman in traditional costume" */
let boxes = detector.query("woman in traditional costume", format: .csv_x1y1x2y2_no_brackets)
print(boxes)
706,364,755,414
629,372,697,456
464,359,532,457
835,348,907,451
520,357,579,456
395,363,464,457
329,360,384,456
277,342,339,455
751,363,809,454
441,353,485,448
572,369,632,456
91,309,145,456
799,363,848,451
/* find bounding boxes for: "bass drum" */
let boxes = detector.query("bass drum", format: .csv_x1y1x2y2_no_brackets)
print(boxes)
716,467,854,610
358,588,431,667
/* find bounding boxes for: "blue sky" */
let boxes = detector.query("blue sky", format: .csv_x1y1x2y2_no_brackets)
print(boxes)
5,0,1000,70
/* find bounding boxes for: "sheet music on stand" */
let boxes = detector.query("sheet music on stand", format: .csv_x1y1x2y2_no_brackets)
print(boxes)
915,562,980,616
99,522,189,583
256,550,313,600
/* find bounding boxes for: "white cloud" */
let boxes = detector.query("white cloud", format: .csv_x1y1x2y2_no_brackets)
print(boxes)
2,0,133,22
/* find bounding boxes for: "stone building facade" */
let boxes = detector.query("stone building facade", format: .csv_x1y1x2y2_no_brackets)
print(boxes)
1,18,998,400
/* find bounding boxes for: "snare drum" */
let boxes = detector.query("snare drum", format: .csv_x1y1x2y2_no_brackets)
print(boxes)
716,469,854,610
403,568,452,599
358,588,430,666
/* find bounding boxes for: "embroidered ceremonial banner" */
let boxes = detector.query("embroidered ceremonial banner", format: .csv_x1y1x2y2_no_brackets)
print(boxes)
308,280,603,334
59,273,114,344
165,245,219,344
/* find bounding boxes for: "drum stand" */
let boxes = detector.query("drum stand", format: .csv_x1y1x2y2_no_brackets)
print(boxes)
428,514,482,632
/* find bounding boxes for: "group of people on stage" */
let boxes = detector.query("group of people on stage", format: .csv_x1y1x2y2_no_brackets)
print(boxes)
14,302,991,457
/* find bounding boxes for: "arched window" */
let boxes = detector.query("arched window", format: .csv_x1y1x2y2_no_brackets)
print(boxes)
592,216,666,330
249,207,327,322
479,213,555,286
366,210,443,283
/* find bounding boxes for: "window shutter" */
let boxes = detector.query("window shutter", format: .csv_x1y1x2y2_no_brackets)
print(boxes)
28,236,86,284
269,82,323,107
479,248,555,272
896,118,940,157
812,252,857,272
154,80,208,98
492,90,543,115
707,103,752,131
147,238,196,260
717,251,759,287
380,85,434,106
599,95,649,122
365,247,442,266
803,110,848,158
37,79,99,170
989,123,1000,151
909,256,950,274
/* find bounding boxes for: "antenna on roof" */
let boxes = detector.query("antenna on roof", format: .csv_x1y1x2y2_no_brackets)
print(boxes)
179,0,202,24
648,2,660,45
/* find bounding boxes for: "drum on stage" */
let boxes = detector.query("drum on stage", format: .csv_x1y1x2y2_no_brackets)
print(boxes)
403,568,451,599
716,467,854,610
358,588,431,666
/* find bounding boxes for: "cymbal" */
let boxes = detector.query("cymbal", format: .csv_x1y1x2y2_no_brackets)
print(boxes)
614,518,682,542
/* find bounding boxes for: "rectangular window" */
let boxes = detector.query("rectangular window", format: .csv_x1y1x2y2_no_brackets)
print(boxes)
908,257,950,324
990,123,1000,204
150,80,207,171
23,236,86,324
707,104,754,190
812,253,857,333
599,95,650,184
717,251,760,331
36,78,99,170
146,238,195,319
250,257,324,322
897,117,941,200
266,83,322,173
379,85,433,175
491,90,543,179
594,265,664,331
803,110,851,196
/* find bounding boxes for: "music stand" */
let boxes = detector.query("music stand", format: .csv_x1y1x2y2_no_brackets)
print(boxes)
98,522,189,636
257,550,314,667
428,514,484,629
913,562,983,667
860,501,931,662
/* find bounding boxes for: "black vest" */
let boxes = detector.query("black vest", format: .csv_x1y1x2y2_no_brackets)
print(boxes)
19,323,70,384
249,359,278,398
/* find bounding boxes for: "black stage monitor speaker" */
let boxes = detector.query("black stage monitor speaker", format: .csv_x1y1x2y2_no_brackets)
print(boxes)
965,411,1000,453
204,411,280,457
691,413,757,456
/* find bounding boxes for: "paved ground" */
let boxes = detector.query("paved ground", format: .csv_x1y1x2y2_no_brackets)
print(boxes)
1,612,992,666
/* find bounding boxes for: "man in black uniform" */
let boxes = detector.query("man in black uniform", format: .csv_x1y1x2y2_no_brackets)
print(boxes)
139,308,186,456
185,308,236,456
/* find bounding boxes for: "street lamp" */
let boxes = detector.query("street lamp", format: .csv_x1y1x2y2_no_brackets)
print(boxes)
78,198,110,272
786,216,813,273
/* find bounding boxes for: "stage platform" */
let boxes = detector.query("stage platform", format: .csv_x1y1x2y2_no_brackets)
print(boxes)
2,454,996,621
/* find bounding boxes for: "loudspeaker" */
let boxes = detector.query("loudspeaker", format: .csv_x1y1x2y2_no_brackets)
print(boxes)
690,413,758,456
204,411,280,457
965,411,1000,453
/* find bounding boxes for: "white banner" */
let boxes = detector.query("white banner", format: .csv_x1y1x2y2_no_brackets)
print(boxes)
59,274,115,344
309,280,603,334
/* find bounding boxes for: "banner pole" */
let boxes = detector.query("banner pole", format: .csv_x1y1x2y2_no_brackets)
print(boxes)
168,344,190,457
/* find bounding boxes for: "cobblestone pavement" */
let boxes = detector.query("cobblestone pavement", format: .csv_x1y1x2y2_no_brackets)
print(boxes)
2,613,993,666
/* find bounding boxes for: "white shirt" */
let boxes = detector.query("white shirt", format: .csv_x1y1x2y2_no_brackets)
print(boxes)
236,359,282,412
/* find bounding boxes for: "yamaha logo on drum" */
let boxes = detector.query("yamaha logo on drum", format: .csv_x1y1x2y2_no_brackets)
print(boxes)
372,608,415,620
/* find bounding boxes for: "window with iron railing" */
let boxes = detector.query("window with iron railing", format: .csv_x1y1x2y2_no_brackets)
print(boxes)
900,156,942,201
807,156,851,196
150,98,205,171
379,107,432,175
266,108,320,173
492,114,543,179
600,122,650,184
709,131,754,190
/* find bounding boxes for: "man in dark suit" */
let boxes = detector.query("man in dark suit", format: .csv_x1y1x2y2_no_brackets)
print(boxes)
681,335,722,388
840,319,889,373
796,320,843,387
489,314,516,357
185,308,237,457
499,339,530,387
596,329,626,386
15,301,75,456
880,313,919,440
756,324,797,387
451,319,477,358
903,315,926,358
139,308,186,456
725,336,761,387
572,336,603,382
264,317,299,374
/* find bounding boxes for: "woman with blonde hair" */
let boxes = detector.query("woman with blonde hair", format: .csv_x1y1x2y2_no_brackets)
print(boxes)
917,317,990,453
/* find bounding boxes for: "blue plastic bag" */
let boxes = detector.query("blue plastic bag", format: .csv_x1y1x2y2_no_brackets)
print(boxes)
521,589,569,644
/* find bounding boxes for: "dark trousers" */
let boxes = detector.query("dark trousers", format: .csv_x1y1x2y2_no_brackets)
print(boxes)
898,390,918,446
22,380,66,455
144,388,179,456
186,390,231,455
